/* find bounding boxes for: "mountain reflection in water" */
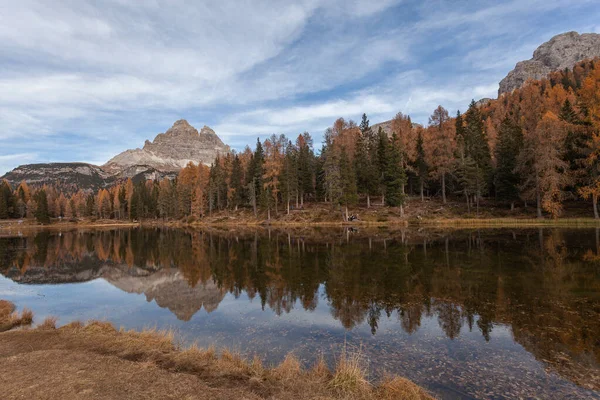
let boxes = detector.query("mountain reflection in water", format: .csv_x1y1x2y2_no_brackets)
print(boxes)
0,227,599,399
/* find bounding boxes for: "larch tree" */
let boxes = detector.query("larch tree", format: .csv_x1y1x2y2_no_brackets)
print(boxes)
262,134,285,219
517,112,570,218
578,67,600,218
427,106,454,203
340,146,358,220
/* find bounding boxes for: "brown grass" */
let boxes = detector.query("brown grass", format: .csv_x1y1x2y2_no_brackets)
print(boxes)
0,301,34,332
0,311,434,400
38,316,58,329
329,349,371,395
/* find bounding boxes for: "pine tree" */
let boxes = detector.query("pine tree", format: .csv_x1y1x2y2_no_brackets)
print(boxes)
463,100,492,207
85,194,95,217
384,133,407,209
230,154,244,210
322,143,342,205
34,189,50,224
376,127,388,205
0,180,14,219
464,100,492,175
296,132,314,206
280,141,298,214
494,116,523,209
354,128,374,207
415,130,428,201
246,138,265,216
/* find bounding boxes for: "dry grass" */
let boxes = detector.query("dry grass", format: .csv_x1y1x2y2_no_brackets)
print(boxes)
0,308,434,399
417,217,600,228
376,375,433,400
329,349,371,395
38,316,58,329
0,301,34,332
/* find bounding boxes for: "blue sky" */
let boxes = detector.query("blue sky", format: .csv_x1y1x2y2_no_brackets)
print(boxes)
1,0,599,175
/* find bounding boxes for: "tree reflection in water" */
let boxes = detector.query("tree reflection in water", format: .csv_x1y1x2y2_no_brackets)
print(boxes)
0,227,599,390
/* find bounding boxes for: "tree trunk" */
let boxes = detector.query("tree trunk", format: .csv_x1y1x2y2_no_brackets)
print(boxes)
465,190,470,214
420,180,424,202
400,204,404,217
287,199,290,215
301,193,304,207
510,202,514,212
536,190,542,219
345,206,349,222
267,207,271,221
382,192,385,206
594,193,599,220
441,174,447,204
367,194,370,208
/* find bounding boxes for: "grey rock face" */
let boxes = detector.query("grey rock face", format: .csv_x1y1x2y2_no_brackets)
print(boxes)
0,162,175,191
0,163,110,190
103,119,229,173
499,31,600,95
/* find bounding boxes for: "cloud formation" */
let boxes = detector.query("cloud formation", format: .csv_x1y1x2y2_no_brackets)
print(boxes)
0,0,598,174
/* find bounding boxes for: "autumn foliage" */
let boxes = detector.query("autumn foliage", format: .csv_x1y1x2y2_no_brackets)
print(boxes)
2,59,600,221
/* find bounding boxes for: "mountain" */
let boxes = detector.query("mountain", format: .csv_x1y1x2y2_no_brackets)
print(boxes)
103,119,229,174
499,31,600,95
0,120,228,190
104,269,226,320
0,163,110,191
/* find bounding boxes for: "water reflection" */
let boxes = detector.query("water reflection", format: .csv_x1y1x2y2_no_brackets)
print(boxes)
0,227,599,397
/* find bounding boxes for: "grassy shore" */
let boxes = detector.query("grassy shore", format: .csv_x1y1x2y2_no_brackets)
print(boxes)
0,301,432,400
2,199,599,231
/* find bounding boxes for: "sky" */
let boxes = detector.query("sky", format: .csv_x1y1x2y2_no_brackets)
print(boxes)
1,0,599,175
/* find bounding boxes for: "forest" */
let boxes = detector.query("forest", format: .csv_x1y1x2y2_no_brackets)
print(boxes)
1,59,600,223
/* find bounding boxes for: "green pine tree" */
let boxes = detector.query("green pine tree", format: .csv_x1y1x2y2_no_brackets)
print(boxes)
415,130,428,201
34,189,50,224
384,133,407,208
230,154,244,210
494,116,523,208
340,146,358,218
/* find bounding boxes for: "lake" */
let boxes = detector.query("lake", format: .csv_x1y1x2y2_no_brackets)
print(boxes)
0,227,599,399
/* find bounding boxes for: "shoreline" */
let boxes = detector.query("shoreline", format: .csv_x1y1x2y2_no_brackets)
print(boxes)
2,217,600,232
0,300,432,400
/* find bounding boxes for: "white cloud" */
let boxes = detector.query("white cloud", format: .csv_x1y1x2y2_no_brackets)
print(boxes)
0,0,597,175
0,153,39,175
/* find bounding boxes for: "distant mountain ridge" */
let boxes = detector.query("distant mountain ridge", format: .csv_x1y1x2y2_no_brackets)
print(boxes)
1,120,228,190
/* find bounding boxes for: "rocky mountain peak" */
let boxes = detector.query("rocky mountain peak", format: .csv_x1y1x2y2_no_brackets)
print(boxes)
499,31,600,95
161,119,197,138
103,120,230,174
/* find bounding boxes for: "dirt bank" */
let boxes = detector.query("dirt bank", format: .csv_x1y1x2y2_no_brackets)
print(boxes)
0,317,432,400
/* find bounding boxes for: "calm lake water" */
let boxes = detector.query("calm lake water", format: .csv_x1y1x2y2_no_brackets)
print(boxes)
0,227,599,399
